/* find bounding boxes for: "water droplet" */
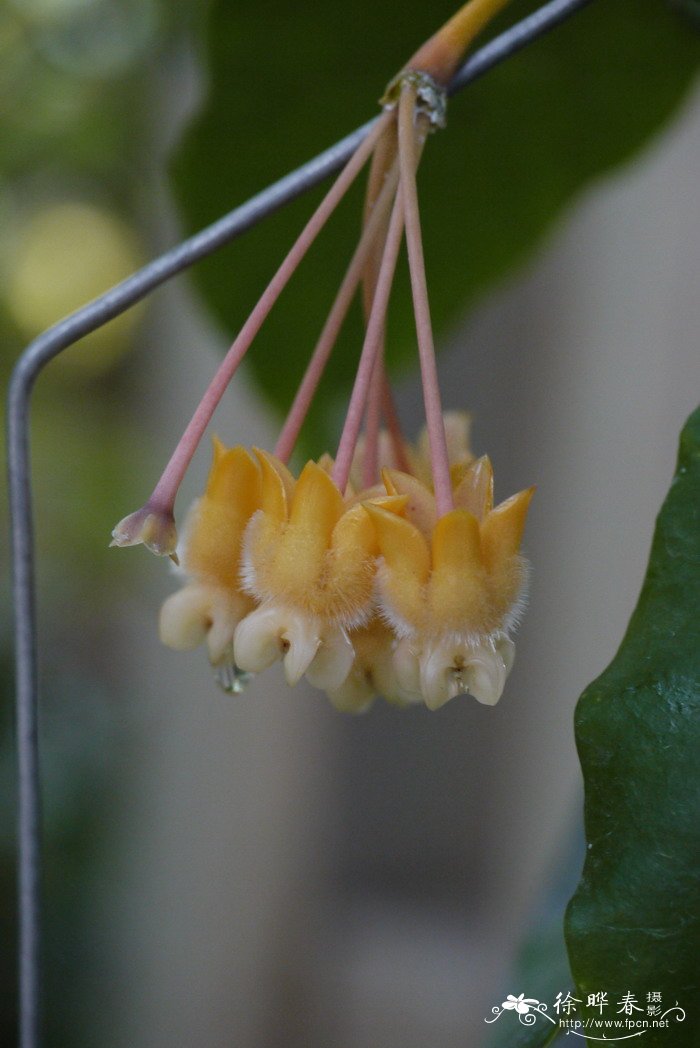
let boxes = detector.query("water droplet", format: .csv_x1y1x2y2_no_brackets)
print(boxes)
214,660,253,696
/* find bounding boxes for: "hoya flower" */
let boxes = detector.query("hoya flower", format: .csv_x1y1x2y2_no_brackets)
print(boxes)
325,617,423,713
365,457,533,709
350,410,474,492
158,439,263,667
333,411,481,712
235,453,401,690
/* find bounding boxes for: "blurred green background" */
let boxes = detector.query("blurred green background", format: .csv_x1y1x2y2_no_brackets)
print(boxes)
1,2,198,1043
2,2,699,1046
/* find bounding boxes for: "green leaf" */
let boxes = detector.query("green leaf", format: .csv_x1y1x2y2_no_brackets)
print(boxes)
172,1,699,453
565,406,700,1046
670,0,700,29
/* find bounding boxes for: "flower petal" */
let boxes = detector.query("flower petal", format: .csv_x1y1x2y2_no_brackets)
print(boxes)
326,678,375,714
464,643,508,706
254,448,293,522
159,585,212,651
234,605,292,674
494,633,515,675
480,487,534,573
393,637,422,697
413,411,473,485
205,441,261,519
452,455,493,520
290,461,344,546
429,510,486,630
280,613,323,686
419,641,468,710
365,502,430,632
305,626,355,691
381,468,437,538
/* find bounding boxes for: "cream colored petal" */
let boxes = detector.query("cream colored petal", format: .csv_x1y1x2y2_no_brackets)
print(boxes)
373,642,422,707
417,635,510,710
494,633,516,675
326,676,376,714
280,613,324,686
393,637,423,697
305,626,355,692
205,593,248,666
159,585,212,651
234,605,292,674
234,604,323,685
160,583,250,663
465,644,508,706
419,642,466,711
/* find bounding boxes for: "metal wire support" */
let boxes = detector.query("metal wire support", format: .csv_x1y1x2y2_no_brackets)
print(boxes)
6,2,594,1045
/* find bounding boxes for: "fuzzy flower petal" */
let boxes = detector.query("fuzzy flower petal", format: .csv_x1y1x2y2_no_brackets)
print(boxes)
159,439,263,664
365,462,533,708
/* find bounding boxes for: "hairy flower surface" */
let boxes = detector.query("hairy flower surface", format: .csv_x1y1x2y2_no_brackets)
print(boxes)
153,417,531,710
159,440,263,664
365,455,534,708
235,454,403,689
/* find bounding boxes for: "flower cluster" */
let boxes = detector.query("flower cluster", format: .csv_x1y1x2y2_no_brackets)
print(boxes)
158,413,532,711
112,0,533,713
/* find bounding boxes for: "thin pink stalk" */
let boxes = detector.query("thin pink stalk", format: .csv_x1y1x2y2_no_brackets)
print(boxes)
362,122,397,321
147,111,393,514
332,190,406,494
398,86,453,517
361,353,384,488
381,377,411,473
274,157,399,463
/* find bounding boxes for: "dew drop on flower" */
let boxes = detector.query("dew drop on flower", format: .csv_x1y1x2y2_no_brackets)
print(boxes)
214,660,253,696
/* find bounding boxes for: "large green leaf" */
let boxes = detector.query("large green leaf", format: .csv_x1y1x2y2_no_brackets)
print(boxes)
565,406,700,1047
172,0,699,453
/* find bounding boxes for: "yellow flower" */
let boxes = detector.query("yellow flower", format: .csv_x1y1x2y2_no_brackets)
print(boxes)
365,456,534,709
235,454,401,690
155,416,532,713
350,410,474,490
158,439,263,665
